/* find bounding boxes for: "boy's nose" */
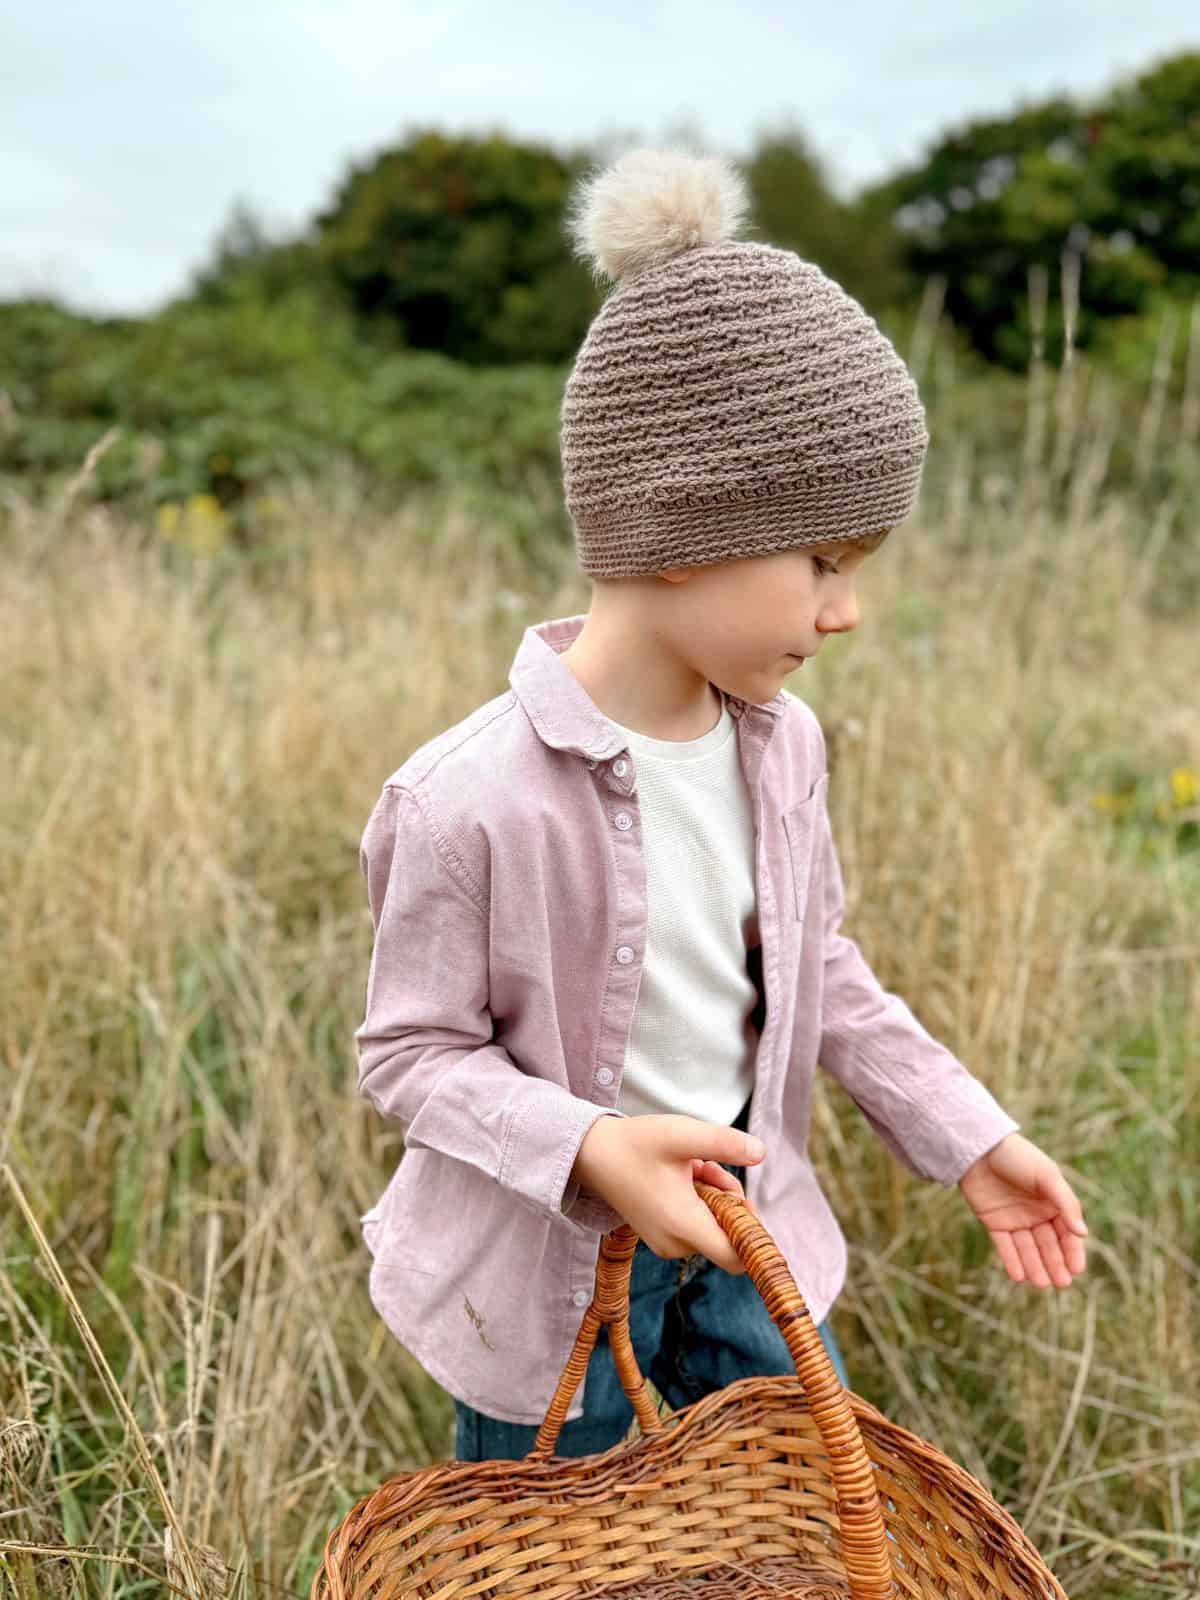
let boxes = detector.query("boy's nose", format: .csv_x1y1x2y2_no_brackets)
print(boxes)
817,598,859,634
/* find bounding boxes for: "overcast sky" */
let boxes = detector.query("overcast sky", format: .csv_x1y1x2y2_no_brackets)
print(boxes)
3,0,1196,319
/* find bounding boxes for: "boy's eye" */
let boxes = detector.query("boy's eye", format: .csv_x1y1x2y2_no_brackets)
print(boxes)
812,555,838,576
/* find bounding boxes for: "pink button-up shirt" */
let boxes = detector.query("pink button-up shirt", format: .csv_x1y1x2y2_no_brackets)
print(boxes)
355,614,1020,1425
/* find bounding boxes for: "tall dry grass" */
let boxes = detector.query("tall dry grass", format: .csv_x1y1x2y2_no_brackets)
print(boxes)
1,353,1198,1599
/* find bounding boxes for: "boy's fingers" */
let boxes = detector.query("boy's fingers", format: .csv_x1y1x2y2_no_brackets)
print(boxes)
666,1118,765,1167
1030,1158,1088,1237
991,1230,1025,1282
1053,1176,1089,1236
1013,1228,1051,1288
692,1159,744,1195
1032,1219,1073,1288
693,1207,746,1274
1053,1213,1087,1274
693,1159,762,1224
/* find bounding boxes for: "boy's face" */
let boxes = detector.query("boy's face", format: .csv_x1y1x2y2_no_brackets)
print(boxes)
656,536,874,705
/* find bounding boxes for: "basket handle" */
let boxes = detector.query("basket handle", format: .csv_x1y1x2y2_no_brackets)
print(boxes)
528,1182,894,1599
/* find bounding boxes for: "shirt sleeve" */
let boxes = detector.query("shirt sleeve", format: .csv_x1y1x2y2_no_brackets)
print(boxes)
354,782,629,1233
815,798,1020,1187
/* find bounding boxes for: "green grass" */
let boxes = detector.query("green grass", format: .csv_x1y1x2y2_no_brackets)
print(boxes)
1,347,1198,1598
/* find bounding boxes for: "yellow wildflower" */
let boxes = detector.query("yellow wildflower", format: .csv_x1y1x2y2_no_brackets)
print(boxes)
181,493,229,555
155,494,229,556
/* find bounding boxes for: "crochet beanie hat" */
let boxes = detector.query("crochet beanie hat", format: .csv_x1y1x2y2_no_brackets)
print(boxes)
558,146,929,580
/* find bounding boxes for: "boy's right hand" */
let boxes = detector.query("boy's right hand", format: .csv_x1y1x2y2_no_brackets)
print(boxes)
570,1114,766,1275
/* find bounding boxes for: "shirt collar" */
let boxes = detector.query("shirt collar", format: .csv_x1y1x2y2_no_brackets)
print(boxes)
508,614,786,761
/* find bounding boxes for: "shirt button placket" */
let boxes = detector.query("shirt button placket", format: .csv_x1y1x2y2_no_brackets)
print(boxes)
602,788,639,1100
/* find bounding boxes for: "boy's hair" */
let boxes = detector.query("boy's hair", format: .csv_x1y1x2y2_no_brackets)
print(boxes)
839,527,890,556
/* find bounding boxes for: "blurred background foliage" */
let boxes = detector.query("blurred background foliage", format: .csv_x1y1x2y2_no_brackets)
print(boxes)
861,51,1200,369
1,48,1197,563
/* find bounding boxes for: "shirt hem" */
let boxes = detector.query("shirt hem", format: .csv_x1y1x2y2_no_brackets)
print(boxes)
386,1314,589,1428
369,1258,848,1429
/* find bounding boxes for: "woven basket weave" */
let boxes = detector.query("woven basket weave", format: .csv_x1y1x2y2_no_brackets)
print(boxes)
312,1182,1068,1600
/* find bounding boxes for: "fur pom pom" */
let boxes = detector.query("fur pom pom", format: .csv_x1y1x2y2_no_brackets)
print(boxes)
564,146,752,286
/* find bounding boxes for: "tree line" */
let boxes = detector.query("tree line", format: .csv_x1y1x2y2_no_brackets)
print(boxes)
186,49,1199,374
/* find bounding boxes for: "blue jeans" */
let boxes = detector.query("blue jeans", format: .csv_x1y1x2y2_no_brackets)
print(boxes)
454,1096,851,1461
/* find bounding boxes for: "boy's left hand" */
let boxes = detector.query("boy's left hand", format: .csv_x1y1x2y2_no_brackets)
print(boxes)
958,1133,1089,1288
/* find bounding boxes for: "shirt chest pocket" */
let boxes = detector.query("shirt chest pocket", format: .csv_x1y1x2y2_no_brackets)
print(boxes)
780,772,828,922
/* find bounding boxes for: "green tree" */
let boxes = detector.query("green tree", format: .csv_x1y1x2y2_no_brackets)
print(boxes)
185,196,335,313
1087,51,1200,281
862,51,1200,368
744,123,909,313
311,128,602,365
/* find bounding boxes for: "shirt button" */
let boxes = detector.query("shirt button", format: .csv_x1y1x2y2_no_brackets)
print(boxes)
573,1289,591,1307
596,1066,615,1085
613,810,633,830
613,757,629,777
615,945,635,964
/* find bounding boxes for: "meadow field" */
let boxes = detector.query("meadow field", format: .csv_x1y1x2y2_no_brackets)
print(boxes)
1,342,1198,1598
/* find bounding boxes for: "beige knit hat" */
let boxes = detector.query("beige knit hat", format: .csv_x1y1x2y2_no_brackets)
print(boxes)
558,146,929,579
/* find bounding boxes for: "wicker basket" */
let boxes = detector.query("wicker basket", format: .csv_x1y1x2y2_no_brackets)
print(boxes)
313,1182,1068,1600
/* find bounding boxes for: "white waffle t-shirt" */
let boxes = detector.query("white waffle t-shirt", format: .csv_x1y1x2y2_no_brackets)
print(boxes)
602,689,761,1124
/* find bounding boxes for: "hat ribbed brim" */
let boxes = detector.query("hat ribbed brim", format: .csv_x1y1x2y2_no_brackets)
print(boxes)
573,459,924,578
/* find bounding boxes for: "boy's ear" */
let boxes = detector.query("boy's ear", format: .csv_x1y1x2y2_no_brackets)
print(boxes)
658,568,694,585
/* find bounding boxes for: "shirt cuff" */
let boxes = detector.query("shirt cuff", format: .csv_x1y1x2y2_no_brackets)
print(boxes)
912,1077,1021,1188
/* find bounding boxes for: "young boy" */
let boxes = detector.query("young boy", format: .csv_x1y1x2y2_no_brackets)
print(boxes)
354,147,1089,1463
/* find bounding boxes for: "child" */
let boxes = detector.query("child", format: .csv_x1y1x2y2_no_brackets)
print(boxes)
354,147,1089,1464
